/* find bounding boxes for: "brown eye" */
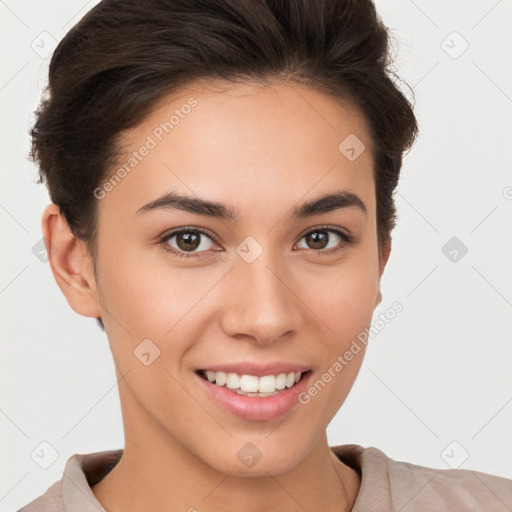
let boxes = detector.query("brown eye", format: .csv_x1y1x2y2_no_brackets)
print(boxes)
176,232,201,251
295,228,351,253
305,230,330,250
161,228,216,257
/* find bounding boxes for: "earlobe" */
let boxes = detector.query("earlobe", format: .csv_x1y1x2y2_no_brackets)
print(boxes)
379,238,392,276
41,203,101,319
375,238,392,307
375,288,382,307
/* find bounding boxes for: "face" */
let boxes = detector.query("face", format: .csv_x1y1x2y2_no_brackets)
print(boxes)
79,80,388,475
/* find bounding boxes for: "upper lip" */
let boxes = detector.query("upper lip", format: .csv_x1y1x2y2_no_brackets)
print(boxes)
197,362,312,377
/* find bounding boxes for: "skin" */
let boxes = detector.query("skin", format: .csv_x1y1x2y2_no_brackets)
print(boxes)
42,79,391,512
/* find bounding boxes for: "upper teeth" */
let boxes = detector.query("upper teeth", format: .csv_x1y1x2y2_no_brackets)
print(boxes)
204,370,302,393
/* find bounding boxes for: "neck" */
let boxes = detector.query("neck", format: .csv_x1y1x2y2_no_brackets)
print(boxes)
92,442,360,512
92,385,360,512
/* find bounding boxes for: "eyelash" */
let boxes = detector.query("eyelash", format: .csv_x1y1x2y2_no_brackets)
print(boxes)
158,225,354,259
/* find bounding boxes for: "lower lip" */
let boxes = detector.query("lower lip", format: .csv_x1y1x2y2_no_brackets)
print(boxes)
195,371,313,421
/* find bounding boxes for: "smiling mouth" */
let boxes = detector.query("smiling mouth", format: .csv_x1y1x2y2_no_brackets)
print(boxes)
196,369,312,397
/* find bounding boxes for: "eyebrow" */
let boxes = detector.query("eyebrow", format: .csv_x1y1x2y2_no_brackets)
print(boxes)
135,190,367,220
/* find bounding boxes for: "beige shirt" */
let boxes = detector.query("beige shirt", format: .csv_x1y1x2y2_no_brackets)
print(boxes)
17,444,512,511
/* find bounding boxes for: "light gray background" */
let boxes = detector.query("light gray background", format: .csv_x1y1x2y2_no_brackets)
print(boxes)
1,0,511,509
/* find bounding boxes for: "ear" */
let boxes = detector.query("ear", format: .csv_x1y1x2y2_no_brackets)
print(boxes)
41,203,102,318
375,238,392,307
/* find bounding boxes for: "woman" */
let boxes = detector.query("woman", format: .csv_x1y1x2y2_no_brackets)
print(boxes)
19,0,511,510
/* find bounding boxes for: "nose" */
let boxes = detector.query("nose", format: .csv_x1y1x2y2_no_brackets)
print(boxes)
219,254,303,346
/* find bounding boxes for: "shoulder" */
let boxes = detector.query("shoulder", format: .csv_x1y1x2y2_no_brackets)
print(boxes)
16,480,64,512
384,450,512,511
332,444,512,511
15,449,122,512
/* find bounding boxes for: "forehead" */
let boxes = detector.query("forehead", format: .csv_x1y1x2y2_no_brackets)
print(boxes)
102,79,376,222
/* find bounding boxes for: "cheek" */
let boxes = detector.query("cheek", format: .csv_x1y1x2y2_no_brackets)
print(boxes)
96,236,196,333
96,239,223,371
298,255,378,418
96,226,379,357
297,252,379,341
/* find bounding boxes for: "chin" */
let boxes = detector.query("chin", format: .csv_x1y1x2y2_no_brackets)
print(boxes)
200,441,307,478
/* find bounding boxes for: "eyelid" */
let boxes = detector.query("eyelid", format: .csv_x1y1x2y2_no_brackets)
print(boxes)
158,224,354,258
160,225,218,244
296,224,353,242
158,226,221,258
293,225,355,256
